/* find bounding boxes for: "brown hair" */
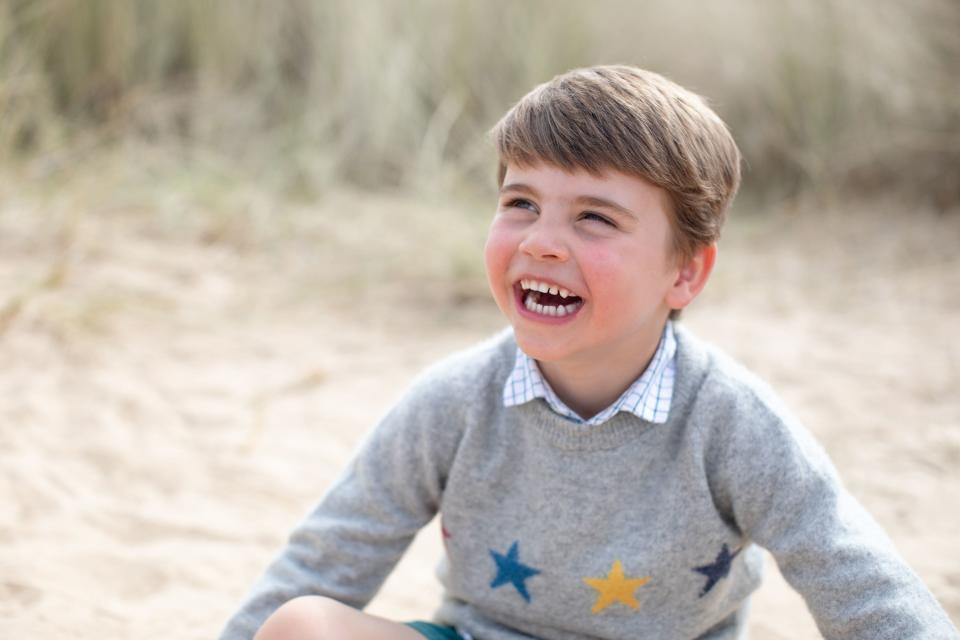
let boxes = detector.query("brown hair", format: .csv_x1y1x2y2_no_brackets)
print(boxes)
492,65,741,268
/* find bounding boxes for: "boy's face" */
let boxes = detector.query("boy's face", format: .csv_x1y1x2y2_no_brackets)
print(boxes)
484,162,686,369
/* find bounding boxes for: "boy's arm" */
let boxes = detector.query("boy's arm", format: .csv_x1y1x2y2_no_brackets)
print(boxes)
707,390,958,639
218,374,462,640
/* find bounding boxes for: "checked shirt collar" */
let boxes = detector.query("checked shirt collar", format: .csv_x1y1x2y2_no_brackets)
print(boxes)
503,322,677,426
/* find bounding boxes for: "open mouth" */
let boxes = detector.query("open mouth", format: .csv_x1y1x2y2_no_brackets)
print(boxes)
518,278,584,317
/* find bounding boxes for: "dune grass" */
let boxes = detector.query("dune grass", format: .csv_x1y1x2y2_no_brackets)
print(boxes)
1,0,958,206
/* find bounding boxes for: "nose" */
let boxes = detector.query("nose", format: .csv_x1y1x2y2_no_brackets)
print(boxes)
518,221,569,261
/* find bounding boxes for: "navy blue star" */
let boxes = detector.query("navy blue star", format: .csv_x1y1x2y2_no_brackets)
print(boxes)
693,544,741,597
489,541,541,602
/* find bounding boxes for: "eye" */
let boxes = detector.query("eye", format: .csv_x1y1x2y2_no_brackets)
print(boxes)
580,211,616,227
506,198,537,212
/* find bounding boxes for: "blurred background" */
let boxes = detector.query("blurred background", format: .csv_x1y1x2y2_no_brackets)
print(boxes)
1,1,958,638
3,0,959,203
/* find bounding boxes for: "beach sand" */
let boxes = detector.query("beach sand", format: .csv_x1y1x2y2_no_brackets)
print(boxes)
1,195,958,638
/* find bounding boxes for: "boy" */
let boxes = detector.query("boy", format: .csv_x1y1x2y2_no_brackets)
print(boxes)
220,66,958,639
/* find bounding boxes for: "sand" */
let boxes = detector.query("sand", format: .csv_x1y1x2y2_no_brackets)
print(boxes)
1,194,958,639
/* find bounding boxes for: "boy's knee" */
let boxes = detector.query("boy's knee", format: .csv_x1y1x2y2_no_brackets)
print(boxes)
254,595,349,640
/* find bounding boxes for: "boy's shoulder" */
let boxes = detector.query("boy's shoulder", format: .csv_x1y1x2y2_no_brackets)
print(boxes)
674,324,831,465
364,329,517,449
421,327,516,382
398,327,517,411
674,324,805,432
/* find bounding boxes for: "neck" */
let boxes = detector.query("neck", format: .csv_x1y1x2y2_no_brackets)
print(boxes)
537,323,667,420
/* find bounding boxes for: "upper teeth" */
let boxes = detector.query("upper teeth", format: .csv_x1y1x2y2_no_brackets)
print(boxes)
521,279,573,298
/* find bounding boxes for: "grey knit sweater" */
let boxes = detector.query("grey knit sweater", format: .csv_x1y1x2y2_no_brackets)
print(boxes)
220,326,958,639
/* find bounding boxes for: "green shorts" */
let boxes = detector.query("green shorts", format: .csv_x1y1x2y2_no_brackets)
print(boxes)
405,621,462,640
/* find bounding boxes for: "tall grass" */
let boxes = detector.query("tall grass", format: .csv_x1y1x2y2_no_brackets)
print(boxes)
1,0,958,206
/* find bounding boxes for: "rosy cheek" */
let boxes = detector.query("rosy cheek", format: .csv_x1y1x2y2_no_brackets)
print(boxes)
579,246,620,283
579,248,632,313
483,225,513,273
483,227,514,293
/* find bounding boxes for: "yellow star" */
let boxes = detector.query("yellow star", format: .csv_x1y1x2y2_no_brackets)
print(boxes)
583,560,651,614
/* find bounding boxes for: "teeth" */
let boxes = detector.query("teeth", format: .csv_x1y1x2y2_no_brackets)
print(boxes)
556,305,567,316
565,303,579,314
520,279,577,298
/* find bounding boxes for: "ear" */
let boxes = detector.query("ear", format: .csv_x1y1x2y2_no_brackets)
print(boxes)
665,243,717,312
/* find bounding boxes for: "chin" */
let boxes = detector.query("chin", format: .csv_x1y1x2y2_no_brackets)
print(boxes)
511,332,573,363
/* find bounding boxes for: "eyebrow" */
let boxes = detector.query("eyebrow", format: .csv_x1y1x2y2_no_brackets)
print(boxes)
499,182,537,197
499,183,637,220
575,195,637,220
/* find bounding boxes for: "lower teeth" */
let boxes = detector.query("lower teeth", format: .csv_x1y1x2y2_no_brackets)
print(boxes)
524,293,580,316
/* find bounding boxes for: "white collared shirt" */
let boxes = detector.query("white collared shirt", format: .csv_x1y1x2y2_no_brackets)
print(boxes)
502,322,676,425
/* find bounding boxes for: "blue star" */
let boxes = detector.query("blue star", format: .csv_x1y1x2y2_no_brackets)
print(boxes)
693,543,741,597
489,541,541,602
